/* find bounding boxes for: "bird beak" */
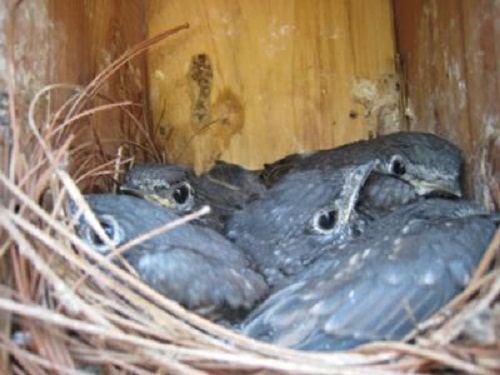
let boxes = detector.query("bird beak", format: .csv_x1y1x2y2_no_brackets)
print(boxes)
409,178,462,198
338,160,379,225
118,185,146,198
119,186,175,207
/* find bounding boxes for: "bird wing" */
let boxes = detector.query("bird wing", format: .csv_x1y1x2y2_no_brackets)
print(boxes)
131,245,268,317
241,214,495,350
358,173,418,215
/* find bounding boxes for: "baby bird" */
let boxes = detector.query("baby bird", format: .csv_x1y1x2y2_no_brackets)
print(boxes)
261,132,464,213
240,198,497,350
225,161,377,287
120,163,265,232
73,194,268,321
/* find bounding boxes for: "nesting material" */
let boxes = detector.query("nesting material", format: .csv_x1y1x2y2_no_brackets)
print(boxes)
0,26,499,375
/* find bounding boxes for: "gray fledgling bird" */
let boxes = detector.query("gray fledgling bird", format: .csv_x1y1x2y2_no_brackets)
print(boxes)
225,161,377,287
73,194,268,321
240,198,497,350
120,163,265,232
261,132,463,212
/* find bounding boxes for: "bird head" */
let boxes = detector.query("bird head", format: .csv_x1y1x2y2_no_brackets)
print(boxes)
375,132,463,198
70,194,180,255
225,161,376,283
120,164,196,213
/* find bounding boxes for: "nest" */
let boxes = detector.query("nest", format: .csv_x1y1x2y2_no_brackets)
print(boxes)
1,24,499,375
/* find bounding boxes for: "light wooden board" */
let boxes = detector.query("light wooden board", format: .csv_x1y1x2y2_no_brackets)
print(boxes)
147,0,397,172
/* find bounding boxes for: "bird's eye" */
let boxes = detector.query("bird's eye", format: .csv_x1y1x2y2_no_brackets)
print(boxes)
351,223,363,237
391,156,406,176
312,209,338,233
83,215,121,253
173,183,191,204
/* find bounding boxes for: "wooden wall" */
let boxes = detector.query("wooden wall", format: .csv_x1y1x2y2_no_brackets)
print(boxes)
146,0,398,172
0,1,496,372
1,0,146,122
0,0,148,192
393,0,499,208
1,0,496,206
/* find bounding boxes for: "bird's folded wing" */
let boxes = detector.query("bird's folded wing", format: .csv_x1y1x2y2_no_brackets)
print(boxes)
241,214,496,350
133,246,268,314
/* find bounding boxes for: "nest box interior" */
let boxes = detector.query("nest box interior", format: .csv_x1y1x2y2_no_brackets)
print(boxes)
1,0,498,206
0,1,498,373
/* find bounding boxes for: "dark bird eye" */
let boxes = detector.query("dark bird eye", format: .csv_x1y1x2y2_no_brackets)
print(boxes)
89,228,106,246
102,220,116,239
352,224,363,237
313,209,338,233
173,184,191,204
391,157,406,176
83,215,121,253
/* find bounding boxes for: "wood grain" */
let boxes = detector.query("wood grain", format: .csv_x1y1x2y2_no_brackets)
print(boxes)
147,0,397,172
0,0,148,192
394,0,499,208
